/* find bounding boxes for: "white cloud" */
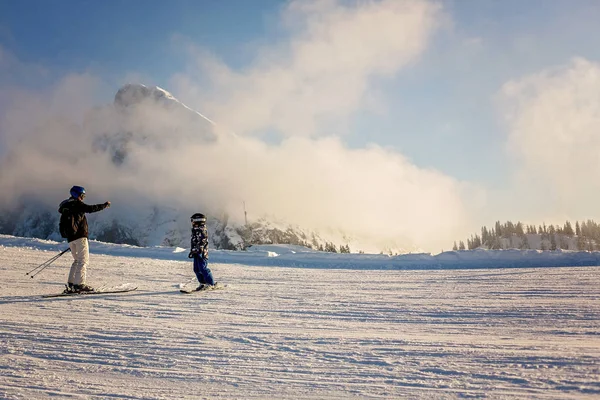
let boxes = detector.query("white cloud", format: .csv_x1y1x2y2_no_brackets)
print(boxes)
172,0,442,137
500,57,600,221
126,134,480,252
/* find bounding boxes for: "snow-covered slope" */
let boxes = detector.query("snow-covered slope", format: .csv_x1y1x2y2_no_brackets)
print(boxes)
1,238,599,399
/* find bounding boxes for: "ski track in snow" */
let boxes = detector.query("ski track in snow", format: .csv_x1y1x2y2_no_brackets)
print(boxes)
1,245,599,399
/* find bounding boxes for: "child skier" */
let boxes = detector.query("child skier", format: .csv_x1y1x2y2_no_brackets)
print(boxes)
188,213,215,291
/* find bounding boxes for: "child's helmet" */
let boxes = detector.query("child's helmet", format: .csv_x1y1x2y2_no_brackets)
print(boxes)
70,186,86,199
191,213,206,226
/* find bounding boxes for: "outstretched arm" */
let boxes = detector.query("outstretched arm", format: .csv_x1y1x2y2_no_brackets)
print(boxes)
80,201,111,214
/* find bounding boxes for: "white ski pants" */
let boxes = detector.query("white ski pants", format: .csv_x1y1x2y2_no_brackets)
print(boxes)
68,237,89,285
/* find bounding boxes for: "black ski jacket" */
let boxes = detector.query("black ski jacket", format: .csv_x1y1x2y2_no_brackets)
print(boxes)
58,198,108,243
189,225,209,259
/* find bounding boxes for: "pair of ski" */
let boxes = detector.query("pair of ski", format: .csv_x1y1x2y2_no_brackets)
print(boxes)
42,283,138,298
42,282,225,298
180,282,226,294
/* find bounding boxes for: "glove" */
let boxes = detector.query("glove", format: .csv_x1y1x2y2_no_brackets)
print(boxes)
104,201,111,208
188,249,198,258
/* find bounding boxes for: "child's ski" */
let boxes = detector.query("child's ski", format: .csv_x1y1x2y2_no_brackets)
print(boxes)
180,282,226,294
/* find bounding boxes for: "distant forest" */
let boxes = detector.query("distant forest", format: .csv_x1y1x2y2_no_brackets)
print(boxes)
453,220,600,251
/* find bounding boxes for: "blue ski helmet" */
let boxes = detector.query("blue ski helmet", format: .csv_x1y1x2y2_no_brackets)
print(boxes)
70,185,86,199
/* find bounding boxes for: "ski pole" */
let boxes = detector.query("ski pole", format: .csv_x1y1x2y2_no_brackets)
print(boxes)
25,248,68,277
27,248,69,278
26,248,70,278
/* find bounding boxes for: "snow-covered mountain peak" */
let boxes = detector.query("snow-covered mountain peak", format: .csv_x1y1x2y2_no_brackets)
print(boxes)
114,83,173,108
114,83,216,126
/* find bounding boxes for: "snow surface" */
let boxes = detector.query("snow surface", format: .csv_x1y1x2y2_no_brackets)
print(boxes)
1,235,599,399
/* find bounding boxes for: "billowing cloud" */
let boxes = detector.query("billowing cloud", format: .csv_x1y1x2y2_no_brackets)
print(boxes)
0,0,483,253
126,134,481,253
500,57,600,221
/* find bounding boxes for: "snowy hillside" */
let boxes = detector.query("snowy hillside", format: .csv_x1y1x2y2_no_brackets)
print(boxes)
0,83,366,253
3,234,600,270
1,236,599,398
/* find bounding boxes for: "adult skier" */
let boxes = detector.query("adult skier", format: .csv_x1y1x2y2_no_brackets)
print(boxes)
58,185,110,293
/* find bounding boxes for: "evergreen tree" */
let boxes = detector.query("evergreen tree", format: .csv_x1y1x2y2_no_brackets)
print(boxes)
516,222,524,236
559,235,569,250
576,221,581,236
587,240,595,252
452,241,458,251
467,235,482,250
520,235,530,249
312,236,319,249
495,221,503,237
481,226,490,245
505,221,515,236
459,241,466,250
577,235,586,250
550,234,557,250
324,242,337,253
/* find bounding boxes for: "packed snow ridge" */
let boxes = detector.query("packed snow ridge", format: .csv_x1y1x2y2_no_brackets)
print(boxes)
2,235,600,270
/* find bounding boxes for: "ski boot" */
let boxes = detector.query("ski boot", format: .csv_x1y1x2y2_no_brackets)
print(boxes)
195,284,206,291
62,283,75,294
73,284,95,293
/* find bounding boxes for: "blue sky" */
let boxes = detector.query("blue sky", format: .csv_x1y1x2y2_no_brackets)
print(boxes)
2,0,600,251
0,0,281,88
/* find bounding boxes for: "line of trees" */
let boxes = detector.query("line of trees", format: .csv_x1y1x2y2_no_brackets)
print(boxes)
453,220,600,251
